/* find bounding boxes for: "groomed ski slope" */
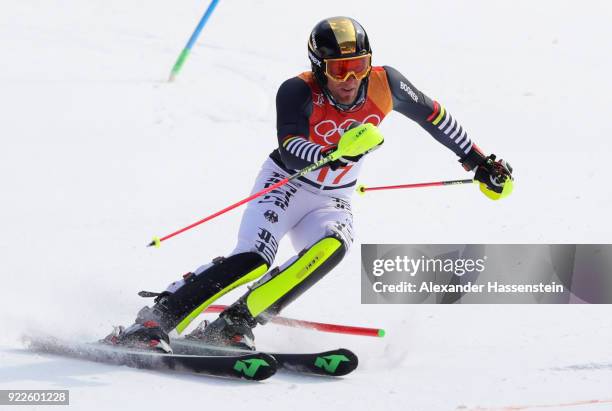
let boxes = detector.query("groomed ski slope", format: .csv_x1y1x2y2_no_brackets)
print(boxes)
1,1,611,410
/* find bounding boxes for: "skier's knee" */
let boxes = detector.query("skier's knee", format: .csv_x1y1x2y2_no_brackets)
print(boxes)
326,220,354,252
232,227,279,266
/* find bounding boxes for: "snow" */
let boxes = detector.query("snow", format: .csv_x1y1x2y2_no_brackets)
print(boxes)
1,0,611,410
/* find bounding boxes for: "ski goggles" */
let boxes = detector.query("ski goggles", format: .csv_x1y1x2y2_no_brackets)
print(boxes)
324,54,372,82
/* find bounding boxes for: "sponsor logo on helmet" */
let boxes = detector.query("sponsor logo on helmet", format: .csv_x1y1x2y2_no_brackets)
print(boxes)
400,81,419,102
310,32,318,50
308,51,322,67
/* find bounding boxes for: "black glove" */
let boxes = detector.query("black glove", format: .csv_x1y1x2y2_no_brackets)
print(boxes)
474,154,513,194
322,121,382,170
321,145,363,170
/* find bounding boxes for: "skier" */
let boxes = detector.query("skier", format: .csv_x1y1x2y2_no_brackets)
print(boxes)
104,16,513,352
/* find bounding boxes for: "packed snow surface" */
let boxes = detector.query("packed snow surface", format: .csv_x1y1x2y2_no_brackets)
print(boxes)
1,1,611,410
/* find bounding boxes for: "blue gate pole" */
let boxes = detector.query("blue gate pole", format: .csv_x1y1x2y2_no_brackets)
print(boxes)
169,0,221,82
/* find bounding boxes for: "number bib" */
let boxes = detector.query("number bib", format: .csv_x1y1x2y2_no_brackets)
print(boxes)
297,68,393,195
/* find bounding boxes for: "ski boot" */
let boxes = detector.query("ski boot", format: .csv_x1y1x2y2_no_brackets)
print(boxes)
186,303,256,351
101,320,172,353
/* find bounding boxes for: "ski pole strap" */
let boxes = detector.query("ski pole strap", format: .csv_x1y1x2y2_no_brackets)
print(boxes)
205,304,385,338
357,179,475,195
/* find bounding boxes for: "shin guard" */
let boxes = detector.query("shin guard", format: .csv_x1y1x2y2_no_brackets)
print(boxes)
139,252,268,334
223,236,346,325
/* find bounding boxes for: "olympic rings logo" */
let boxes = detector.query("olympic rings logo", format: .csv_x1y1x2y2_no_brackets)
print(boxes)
313,114,381,145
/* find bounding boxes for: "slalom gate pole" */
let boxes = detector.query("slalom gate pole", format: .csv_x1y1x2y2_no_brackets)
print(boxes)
168,0,221,82
148,153,337,248
357,178,475,195
205,305,385,338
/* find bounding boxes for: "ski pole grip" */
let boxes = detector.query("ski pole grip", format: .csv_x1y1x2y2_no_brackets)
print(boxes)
337,123,384,158
147,237,161,248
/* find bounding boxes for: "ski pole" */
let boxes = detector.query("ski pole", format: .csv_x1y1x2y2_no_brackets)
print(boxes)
148,153,338,248
357,178,476,195
205,305,385,338
148,124,384,247
168,0,221,82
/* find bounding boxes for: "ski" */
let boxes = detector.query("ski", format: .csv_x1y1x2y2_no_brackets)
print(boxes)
271,348,358,377
171,338,359,377
25,335,277,381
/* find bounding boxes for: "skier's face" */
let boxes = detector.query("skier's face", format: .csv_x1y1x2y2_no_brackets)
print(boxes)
326,75,362,105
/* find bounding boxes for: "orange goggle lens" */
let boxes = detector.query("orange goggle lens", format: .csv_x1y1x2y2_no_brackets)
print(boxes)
324,54,372,82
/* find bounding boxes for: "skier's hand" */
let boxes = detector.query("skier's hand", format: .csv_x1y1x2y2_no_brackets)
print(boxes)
321,144,363,170
322,122,383,170
335,122,384,159
474,154,514,200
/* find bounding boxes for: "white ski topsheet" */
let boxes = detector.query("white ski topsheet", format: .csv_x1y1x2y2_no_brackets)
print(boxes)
1,1,612,410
